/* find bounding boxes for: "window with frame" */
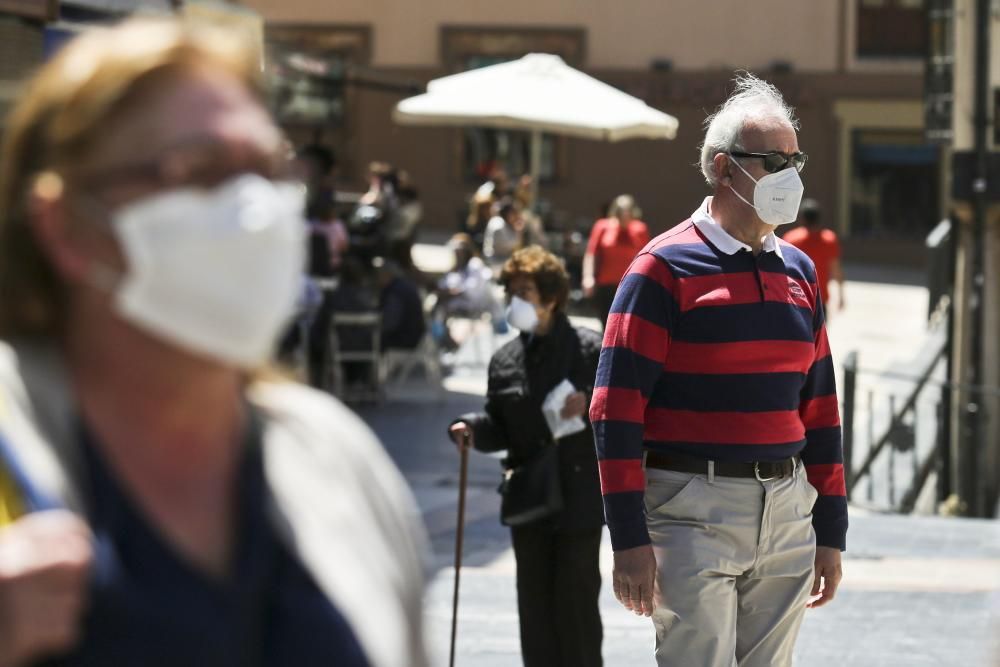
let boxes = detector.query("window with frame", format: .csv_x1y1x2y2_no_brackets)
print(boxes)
264,25,370,182
265,25,370,128
850,129,940,239
856,0,928,58
441,27,586,185
459,55,558,184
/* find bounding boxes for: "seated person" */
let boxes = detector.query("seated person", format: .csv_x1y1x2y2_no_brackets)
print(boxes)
483,200,521,269
483,199,547,272
296,144,349,277
375,258,426,351
432,234,504,349
437,234,496,316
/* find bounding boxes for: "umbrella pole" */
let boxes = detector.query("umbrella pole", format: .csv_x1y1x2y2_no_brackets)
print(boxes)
449,436,470,667
529,129,542,209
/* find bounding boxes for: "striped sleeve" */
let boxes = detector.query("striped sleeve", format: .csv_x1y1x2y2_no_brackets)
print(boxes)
799,300,848,550
590,252,677,551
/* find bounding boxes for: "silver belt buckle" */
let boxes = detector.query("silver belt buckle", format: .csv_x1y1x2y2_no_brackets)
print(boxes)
754,462,778,482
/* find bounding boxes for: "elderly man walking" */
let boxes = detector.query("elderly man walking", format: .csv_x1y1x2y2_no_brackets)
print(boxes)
590,73,847,666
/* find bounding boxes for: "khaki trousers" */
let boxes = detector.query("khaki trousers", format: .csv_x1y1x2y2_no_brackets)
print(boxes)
645,462,818,667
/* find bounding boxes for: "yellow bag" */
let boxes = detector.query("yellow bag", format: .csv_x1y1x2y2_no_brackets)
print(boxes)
0,465,23,527
0,389,25,526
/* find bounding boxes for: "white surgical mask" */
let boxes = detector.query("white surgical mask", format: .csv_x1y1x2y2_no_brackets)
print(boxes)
94,174,305,368
728,157,804,226
505,296,540,333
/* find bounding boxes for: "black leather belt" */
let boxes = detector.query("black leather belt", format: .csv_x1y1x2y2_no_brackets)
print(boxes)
645,451,798,481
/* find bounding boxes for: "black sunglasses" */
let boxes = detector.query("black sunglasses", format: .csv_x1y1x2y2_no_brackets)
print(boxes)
729,150,808,174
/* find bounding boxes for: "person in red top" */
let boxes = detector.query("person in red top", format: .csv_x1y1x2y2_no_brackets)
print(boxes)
783,199,845,311
582,195,650,327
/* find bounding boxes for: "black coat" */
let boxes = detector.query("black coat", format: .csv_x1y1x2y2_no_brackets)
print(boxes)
458,313,605,532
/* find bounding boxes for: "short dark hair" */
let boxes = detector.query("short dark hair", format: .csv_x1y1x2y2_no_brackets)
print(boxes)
800,198,820,224
497,198,519,222
298,144,337,175
499,246,570,312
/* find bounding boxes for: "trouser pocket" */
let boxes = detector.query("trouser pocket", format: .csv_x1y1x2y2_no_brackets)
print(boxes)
643,469,703,518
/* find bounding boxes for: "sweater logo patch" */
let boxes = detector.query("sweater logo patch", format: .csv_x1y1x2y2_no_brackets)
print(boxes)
788,283,807,299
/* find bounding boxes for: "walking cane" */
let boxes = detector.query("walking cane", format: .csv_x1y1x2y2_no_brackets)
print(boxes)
449,432,470,667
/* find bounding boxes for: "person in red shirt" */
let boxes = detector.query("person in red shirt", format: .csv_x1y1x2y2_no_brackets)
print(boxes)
582,195,651,327
783,199,845,311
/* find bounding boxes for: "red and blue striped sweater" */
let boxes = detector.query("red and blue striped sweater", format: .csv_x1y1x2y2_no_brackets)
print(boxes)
590,202,848,552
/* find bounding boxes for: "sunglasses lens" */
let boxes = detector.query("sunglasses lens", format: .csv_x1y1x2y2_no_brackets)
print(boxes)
793,153,808,172
764,154,787,173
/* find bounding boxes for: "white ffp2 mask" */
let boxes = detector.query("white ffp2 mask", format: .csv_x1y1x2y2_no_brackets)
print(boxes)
505,296,540,333
101,174,305,368
728,157,804,226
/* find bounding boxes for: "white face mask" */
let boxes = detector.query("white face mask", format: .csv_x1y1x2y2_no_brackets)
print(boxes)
728,157,804,226
505,295,540,333
96,174,306,368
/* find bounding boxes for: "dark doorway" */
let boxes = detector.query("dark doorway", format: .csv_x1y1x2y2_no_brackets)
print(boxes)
850,129,941,241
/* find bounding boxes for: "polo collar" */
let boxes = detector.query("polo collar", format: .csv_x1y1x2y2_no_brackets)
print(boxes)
691,197,784,260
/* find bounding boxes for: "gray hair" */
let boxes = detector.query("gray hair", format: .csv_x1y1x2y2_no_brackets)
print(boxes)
698,72,799,187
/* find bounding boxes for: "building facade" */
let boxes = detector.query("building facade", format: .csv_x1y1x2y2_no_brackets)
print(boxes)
246,0,936,263
0,0,54,121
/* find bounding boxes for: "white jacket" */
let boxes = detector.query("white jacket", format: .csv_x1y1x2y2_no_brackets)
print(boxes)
0,340,428,667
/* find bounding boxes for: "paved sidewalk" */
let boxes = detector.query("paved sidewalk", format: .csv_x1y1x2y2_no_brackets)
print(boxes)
360,389,1000,666
354,262,1000,666
416,509,1000,666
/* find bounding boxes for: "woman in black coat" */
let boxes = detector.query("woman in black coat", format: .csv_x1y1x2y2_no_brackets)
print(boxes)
449,246,604,667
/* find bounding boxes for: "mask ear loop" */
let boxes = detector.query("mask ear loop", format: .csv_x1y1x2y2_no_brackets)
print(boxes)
726,155,760,213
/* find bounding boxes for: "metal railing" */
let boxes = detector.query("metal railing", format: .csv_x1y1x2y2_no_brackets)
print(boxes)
842,343,949,513
842,345,1000,514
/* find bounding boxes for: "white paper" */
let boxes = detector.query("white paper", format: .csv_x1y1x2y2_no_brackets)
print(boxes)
542,379,587,440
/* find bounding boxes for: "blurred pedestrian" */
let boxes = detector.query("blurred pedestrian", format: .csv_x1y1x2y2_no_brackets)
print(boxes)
483,200,523,269
590,73,846,666
296,144,348,277
375,258,425,351
582,194,650,328
389,170,421,271
782,199,845,311
464,189,494,250
448,246,604,667
350,161,398,263
0,18,426,667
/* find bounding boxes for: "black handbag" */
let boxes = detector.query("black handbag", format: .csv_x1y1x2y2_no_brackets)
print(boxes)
496,323,586,527
499,443,563,527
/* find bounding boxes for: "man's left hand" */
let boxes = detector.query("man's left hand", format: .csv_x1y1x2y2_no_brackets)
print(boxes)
808,546,842,608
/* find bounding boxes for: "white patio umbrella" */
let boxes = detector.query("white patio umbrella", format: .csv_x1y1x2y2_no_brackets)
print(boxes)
393,53,678,202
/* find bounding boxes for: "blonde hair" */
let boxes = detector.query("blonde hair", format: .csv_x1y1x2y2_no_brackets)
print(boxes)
0,17,261,336
609,194,637,219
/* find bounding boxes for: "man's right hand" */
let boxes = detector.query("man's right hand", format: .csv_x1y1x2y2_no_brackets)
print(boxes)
448,422,474,450
0,510,93,667
612,544,657,617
